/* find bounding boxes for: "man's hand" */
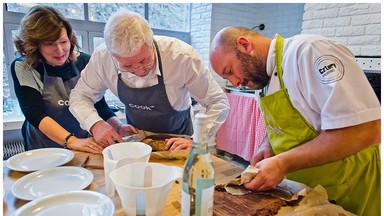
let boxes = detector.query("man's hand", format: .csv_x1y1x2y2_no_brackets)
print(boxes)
90,120,123,146
243,156,287,191
165,137,193,150
118,123,139,136
244,136,284,191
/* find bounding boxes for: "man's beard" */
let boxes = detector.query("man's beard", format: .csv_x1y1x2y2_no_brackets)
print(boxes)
236,50,269,90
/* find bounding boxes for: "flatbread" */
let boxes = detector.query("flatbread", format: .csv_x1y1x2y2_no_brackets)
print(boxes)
214,165,298,215
142,138,168,151
214,185,287,216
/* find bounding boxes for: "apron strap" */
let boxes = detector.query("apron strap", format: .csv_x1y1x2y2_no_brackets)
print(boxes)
275,35,285,89
153,40,163,77
260,35,285,97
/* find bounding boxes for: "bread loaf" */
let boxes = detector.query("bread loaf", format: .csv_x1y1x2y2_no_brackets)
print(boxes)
142,138,168,151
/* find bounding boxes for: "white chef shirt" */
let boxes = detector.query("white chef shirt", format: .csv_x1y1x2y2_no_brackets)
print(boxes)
69,35,229,139
263,34,380,131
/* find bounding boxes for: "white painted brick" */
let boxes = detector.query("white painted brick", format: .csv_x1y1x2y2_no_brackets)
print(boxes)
302,3,380,57
305,3,327,10
323,17,351,27
367,3,381,13
338,3,371,16
351,14,381,25
302,11,314,21
302,20,323,29
346,46,361,56
360,46,381,56
312,8,339,19
365,24,381,35
348,35,381,45
194,5,209,13
335,26,365,37
331,37,349,45
327,3,355,9
202,11,211,18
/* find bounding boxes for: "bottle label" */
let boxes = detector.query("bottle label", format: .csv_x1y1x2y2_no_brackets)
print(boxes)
196,178,214,216
181,185,191,216
181,179,214,216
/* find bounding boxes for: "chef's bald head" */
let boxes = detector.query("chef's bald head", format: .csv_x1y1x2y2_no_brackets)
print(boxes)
210,26,259,57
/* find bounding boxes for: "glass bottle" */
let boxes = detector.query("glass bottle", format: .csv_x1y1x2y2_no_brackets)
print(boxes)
181,113,215,216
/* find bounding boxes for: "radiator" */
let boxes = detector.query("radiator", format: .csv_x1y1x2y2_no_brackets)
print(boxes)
3,141,25,160
3,129,25,160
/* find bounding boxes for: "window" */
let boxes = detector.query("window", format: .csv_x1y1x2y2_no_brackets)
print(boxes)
7,3,85,20
88,3,145,22
148,3,190,31
2,3,191,126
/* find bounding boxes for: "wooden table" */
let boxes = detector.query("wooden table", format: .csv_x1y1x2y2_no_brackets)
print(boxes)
3,150,244,216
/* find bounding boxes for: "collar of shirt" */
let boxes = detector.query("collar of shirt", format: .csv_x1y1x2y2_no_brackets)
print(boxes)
265,34,279,96
266,34,278,78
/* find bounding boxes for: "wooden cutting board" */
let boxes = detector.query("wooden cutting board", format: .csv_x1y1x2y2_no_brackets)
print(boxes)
213,186,287,216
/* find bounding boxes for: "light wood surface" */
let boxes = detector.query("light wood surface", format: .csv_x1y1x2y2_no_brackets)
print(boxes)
3,150,244,216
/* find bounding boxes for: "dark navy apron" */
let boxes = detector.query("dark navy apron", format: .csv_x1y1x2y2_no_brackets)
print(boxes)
23,62,89,150
117,41,193,135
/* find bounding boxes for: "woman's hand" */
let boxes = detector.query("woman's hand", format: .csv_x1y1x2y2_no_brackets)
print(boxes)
67,136,104,154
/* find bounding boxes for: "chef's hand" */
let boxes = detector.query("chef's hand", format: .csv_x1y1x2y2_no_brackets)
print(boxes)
243,156,287,191
117,123,139,136
90,120,123,147
165,138,193,150
66,136,103,154
249,138,274,166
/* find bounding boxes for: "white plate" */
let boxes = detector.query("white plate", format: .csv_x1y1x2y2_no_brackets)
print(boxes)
6,148,74,172
13,190,115,216
12,166,93,200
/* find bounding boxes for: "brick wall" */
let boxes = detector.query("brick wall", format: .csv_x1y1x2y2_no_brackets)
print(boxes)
302,3,381,56
190,3,380,86
191,3,304,86
191,3,212,65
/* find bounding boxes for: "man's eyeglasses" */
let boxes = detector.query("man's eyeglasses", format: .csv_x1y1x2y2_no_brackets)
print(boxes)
115,45,155,73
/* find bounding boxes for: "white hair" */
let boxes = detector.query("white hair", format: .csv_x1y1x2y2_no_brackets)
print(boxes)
104,9,153,57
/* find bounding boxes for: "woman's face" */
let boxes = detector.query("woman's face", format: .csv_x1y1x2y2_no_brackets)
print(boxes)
39,28,71,66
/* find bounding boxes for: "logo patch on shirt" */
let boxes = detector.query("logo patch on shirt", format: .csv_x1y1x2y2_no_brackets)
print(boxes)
314,55,344,84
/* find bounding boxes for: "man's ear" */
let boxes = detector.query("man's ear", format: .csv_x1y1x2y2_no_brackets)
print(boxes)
236,37,252,53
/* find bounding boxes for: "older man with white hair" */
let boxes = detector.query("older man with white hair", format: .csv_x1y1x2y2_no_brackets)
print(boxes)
69,9,229,150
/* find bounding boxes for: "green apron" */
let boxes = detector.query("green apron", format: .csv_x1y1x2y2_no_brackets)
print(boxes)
259,35,380,216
